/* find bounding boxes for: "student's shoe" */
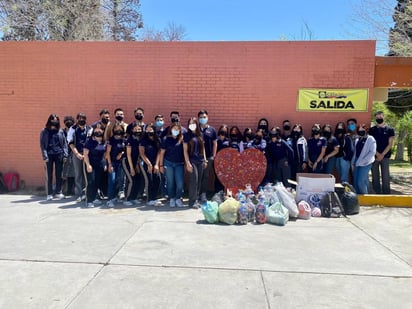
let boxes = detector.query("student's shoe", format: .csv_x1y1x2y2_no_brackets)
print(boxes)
118,191,125,200
87,202,94,208
76,196,82,203
175,198,184,208
46,195,53,201
200,193,207,203
154,199,163,206
132,199,142,206
123,200,133,207
106,200,115,208
54,193,64,200
169,198,176,208
93,199,103,206
147,200,156,206
192,201,201,209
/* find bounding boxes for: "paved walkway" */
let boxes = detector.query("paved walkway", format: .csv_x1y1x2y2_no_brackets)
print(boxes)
0,195,411,308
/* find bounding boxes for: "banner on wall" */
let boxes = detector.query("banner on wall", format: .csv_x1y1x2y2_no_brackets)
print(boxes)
297,89,369,112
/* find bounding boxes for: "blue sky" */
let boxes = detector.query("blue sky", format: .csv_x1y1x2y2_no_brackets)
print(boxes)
140,0,396,54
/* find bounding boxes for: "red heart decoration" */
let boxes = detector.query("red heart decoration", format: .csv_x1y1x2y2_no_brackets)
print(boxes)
214,148,267,193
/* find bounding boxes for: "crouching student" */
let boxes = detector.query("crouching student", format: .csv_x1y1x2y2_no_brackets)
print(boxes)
83,127,107,208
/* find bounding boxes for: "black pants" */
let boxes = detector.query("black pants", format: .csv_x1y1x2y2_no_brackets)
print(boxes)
85,161,105,203
45,153,64,195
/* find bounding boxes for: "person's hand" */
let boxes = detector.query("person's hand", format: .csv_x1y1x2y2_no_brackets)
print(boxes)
87,164,92,173
186,162,193,173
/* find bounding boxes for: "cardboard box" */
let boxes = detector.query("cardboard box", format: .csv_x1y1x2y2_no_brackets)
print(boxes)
295,173,336,207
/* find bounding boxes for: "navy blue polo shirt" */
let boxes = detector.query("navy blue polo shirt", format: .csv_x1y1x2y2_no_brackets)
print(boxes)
184,132,204,164
369,125,395,158
307,137,327,163
161,136,184,163
126,136,140,164
266,140,293,162
73,126,89,153
325,136,339,156
84,139,106,168
200,125,217,158
108,136,126,162
140,137,160,165
217,138,230,152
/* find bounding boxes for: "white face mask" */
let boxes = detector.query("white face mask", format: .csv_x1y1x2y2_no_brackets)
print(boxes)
189,123,197,132
171,129,180,137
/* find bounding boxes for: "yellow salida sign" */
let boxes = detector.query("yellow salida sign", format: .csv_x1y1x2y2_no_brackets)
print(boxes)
297,89,369,112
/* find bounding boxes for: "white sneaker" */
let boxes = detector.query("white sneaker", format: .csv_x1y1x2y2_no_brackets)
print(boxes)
106,200,115,208
54,193,64,200
169,198,176,208
154,199,163,206
87,202,94,208
93,199,103,206
123,200,133,207
175,198,184,208
46,195,53,201
76,196,82,203
118,191,125,200
147,200,156,206
192,201,201,209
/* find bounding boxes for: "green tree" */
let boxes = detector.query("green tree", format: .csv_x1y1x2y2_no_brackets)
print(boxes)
389,0,412,55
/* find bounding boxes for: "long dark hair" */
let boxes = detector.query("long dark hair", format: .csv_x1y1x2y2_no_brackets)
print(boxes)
187,117,205,156
45,114,60,130
144,124,161,149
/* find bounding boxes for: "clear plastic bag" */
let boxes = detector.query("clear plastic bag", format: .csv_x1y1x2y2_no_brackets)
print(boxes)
201,201,219,224
266,202,289,226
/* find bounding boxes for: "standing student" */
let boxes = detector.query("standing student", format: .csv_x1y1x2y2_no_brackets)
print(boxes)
126,107,146,136
159,124,185,208
352,124,376,194
307,124,327,173
288,124,308,180
123,123,144,206
83,127,107,208
40,114,68,201
62,115,75,197
281,119,292,140
198,110,217,202
67,112,92,202
322,124,339,174
257,118,269,140
335,122,354,183
105,124,127,207
139,124,162,206
229,126,244,152
369,111,395,194
184,117,207,208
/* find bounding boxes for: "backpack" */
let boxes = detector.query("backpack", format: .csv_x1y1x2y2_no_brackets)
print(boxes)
320,192,345,218
3,172,19,192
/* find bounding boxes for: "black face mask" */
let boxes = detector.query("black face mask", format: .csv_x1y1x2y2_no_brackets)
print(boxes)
50,121,59,127
135,114,143,121
94,132,103,138
323,131,331,139
65,121,74,128
230,134,238,140
335,129,345,135
376,118,384,124
132,131,142,138
78,120,86,126
258,125,267,131
283,125,291,131
245,133,254,139
101,118,109,125
311,130,320,137
171,118,179,123
115,115,124,122
254,136,262,142
358,131,366,137
114,130,124,136
292,131,301,138
218,130,226,136
146,132,155,137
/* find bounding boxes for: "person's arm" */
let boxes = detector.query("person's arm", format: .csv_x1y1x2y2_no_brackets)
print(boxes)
324,145,339,163
313,146,326,171
83,148,92,173
158,149,165,174
377,136,394,161
105,144,113,173
183,142,193,173
126,145,136,176
212,139,217,159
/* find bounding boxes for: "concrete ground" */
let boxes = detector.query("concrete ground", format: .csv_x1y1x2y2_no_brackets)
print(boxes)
0,194,411,309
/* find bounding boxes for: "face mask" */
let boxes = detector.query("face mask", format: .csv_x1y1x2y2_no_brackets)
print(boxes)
323,131,331,139
156,120,164,127
146,132,155,137
135,114,143,121
348,124,356,132
258,125,267,131
245,133,253,139
199,118,208,125
283,125,291,131
101,118,109,125
78,120,86,126
65,121,74,128
171,118,179,124
312,130,320,137
50,121,59,127
376,118,384,124
132,131,142,138
114,130,124,136
189,123,197,132
358,131,366,137
230,134,238,140
94,132,103,138
336,129,345,135
218,130,226,136
270,133,279,139
255,136,262,142
171,129,180,137
293,131,301,138
115,115,124,122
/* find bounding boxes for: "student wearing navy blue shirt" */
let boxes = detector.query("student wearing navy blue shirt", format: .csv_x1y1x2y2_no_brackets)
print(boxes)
62,115,75,197
159,124,185,208
229,126,244,152
40,114,68,201
215,124,230,193
184,117,207,208
83,127,107,207
322,124,340,174
123,123,144,206
198,110,217,202
370,111,395,194
287,124,308,181
265,127,294,187
67,112,92,202
307,124,327,173
105,124,127,208
139,124,162,206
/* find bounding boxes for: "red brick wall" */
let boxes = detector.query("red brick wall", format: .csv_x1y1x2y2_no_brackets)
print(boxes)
0,40,376,187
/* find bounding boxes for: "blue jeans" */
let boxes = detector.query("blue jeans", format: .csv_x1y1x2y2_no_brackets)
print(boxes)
336,157,351,183
164,160,184,199
354,164,372,194
371,158,391,194
324,157,337,174
107,161,125,200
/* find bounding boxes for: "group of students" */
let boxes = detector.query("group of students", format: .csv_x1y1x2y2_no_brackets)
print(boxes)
40,108,394,208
